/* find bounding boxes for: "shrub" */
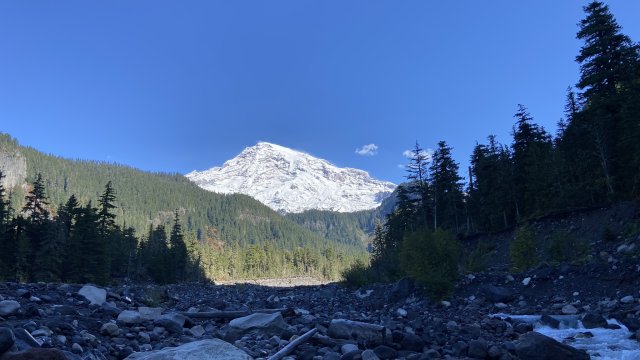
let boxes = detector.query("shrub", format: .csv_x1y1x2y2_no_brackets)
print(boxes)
399,229,460,300
341,259,375,288
548,230,589,264
510,225,538,271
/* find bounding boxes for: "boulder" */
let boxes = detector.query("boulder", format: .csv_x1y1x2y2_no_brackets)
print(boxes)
100,323,120,337
0,327,16,355
561,304,578,315
123,339,252,360
581,312,607,329
229,312,288,333
78,285,107,306
539,315,560,329
138,307,163,321
480,285,515,303
328,319,385,347
515,331,589,360
117,310,142,324
0,301,21,317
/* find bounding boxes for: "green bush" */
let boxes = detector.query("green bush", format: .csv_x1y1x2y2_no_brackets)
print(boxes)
510,225,538,271
465,240,497,273
341,259,375,288
548,230,589,264
399,229,460,300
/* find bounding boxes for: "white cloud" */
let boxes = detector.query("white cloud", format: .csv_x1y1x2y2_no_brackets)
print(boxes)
355,143,379,156
402,148,433,161
397,164,406,169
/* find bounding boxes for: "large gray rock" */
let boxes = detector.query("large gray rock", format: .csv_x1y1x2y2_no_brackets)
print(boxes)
78,285,107,306
229,312,289,333
138,307,163,321
0,301,21,317
515,331,589,360
124,339,252,360
117,310,142,324
328,319,385,347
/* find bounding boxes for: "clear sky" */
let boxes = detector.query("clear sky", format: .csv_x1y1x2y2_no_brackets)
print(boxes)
1,1,639,185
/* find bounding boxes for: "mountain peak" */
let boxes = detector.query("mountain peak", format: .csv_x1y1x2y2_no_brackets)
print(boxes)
186,143,396,213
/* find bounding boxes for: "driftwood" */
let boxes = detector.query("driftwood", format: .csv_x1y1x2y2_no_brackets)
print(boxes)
179,308,286,319
268,328,318,360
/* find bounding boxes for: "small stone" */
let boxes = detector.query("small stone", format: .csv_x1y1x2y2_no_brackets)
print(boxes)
373,345,398,359
72,343,83,353
188,325,205,338
621,296,634,304
361,349,380,360
495,302,508,309
396,308,408,317
441,301,451,307
100,322,120,337
522,277,531,286
341,343,359,354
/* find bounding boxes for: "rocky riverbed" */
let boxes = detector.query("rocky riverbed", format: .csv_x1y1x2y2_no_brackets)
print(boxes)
1,259,639,360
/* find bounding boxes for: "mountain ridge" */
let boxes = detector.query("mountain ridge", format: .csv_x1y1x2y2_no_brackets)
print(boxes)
186,142,396,213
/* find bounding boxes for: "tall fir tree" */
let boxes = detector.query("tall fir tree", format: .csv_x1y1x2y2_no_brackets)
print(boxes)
511,105,554,218
0,171,14,278
429,141,465,232
169,210,188,282
405,142,433,229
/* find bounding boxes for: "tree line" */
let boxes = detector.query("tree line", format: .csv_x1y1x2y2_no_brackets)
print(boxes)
0,172,367,284
360,1,640,295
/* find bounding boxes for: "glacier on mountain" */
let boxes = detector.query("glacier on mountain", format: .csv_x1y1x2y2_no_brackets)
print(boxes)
186,142,396,213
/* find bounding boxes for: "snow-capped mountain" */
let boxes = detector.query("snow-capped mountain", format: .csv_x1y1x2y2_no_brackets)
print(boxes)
186,142,396,213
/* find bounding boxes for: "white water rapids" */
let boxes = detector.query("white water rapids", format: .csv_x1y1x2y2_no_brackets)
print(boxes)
493,314,640,359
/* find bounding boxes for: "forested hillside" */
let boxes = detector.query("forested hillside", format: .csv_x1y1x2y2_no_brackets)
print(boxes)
0,134,367,283
286,193,398,247
349,1,640,297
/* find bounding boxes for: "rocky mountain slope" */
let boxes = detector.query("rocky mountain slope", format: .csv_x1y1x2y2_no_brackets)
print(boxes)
186,142,396,214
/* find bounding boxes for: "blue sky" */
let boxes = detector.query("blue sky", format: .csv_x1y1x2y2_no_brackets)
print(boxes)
1,1,639,185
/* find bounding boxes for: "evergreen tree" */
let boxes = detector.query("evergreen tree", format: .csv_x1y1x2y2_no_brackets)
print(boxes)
511,105,554,218
22,173,53,281
0,171,13,278
405,142,433,229
568,1,640,199
371,219,385,262
169,210,188,282
59,195,80,280
468,136,517,232
429,141,465,232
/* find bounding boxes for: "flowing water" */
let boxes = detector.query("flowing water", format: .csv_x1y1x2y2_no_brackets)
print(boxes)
492,314,640,360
